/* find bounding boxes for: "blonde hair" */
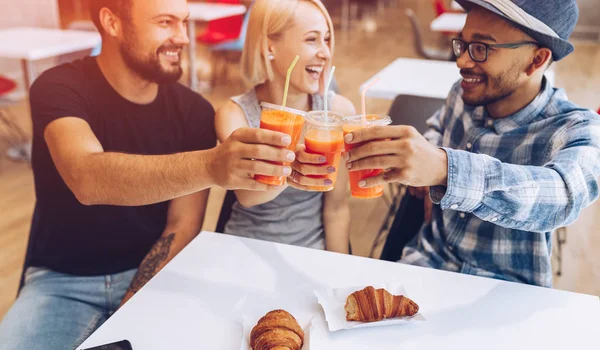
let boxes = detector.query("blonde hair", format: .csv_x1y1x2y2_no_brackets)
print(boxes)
241,0,335,87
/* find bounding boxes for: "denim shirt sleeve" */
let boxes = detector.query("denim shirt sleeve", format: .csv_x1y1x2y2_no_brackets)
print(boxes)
430,117,600,232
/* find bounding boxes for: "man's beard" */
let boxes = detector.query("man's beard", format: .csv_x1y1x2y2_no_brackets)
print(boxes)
461,64,521,107
119,36,183,84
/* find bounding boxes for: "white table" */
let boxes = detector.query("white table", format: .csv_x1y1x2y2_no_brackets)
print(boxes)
78,231,600,350
361,58,556,101
187,3,247,91
0,27,101,88
430,12,467,33
361,58,461,100
0,27,100,161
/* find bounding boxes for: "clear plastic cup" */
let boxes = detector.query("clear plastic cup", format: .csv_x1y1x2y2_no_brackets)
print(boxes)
303,111,344,192
254,102,306,186
343,114,392,199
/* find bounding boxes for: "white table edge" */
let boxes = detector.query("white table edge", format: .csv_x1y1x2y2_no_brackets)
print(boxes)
359,58,459,100
77,231,600,350
0,27,101,61
429,13,467,32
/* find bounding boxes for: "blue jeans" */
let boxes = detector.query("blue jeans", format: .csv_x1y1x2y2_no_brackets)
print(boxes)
0,267,136,350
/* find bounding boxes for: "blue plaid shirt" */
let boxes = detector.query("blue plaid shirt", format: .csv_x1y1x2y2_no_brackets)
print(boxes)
402,79,600,287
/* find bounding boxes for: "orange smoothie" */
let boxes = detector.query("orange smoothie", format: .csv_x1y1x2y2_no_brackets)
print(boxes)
254,104,305,186
343,114,392,199
304,128,344,191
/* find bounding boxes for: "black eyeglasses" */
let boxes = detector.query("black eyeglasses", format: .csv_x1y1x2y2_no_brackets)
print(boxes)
452,38,539,63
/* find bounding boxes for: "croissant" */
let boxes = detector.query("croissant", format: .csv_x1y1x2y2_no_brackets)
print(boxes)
250,309,304,350
345,286,419,322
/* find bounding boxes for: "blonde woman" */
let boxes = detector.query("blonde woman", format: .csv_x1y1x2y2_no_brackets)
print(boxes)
215,0,355,253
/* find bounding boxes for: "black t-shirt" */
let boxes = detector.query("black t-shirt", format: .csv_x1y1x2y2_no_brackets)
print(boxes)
28,57,216,275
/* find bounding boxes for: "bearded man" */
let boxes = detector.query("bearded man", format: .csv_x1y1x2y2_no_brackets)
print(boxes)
0,1,296,349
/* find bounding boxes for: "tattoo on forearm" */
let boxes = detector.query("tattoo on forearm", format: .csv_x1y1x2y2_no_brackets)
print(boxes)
127,233,176,295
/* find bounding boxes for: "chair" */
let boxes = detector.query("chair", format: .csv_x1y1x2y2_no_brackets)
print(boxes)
206,3,253,88
216,190,238,233
380,192,424,261
209,2,252,52
388,94,446,133
0,75,18,155
405,9,454,61
0,75,16,95
0,76,30,163
553,227,567,276
197,0,245,45
433,0,461,16
432,0,462,37
369,94,445,259
433,0,447,17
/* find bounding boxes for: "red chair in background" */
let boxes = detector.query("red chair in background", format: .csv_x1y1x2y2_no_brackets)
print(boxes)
433,0,449,17
433,0,462,16
197,0,245,45
0,76,16,96
597,107,600,115
432,0,462,36
1,75,31,163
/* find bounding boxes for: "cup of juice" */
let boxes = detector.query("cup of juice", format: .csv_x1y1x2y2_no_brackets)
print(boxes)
343,114,392,198
254,102,306,186
303,111,344,192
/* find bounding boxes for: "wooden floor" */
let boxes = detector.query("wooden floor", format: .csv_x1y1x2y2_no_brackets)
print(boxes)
1,1,600,320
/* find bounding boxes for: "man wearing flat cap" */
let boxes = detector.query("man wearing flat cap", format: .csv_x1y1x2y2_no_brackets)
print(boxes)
343,0,600,287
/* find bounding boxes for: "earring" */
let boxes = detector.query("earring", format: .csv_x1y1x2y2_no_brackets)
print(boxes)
268,54,275,60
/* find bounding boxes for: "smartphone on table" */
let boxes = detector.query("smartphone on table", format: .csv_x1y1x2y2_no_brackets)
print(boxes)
80,339,132,350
